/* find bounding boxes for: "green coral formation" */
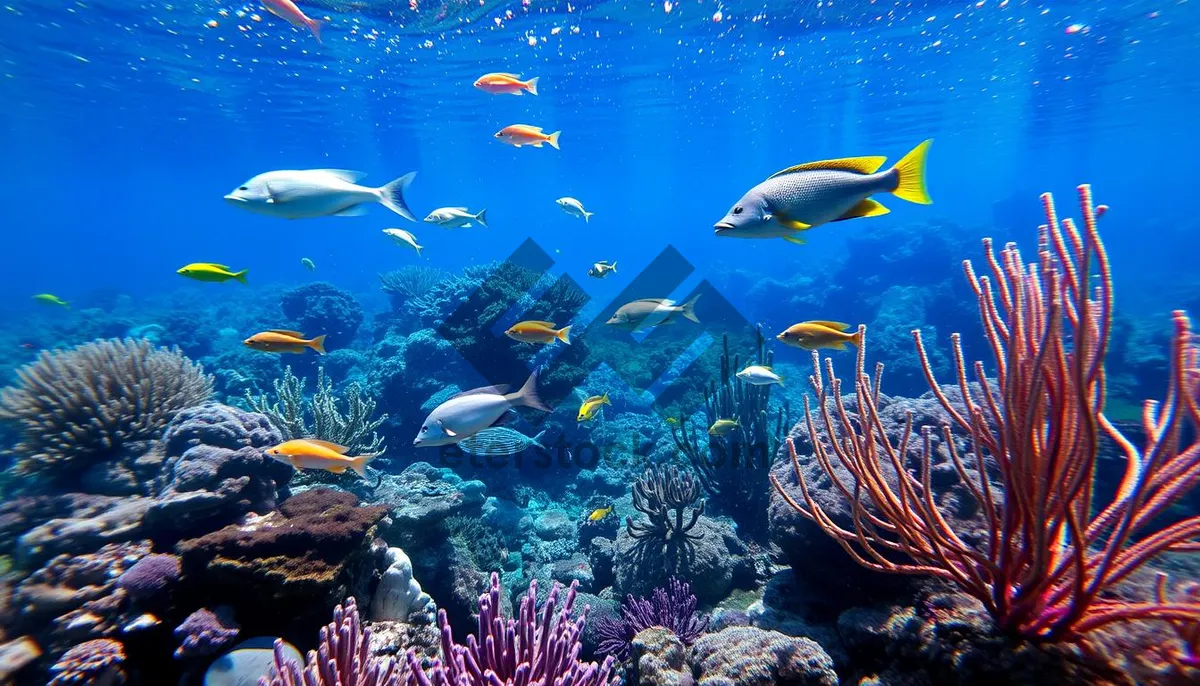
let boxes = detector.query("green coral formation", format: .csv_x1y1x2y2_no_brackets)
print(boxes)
243,366,387,456
0,338,213,481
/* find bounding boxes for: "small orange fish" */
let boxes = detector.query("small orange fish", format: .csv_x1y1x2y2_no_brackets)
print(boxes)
265,439,376,479
262,0,324,43
776,320,862,351
494,125,561,150
505,320,571,345
474,72,540,96
244,329,327,355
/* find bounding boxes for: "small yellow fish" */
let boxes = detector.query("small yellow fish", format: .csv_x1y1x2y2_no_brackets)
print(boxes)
665,417,679,426
588,505,613,521
776,321,863,351
177,262,248,284
33,294,69,308
301,257,316,271
577,393,610,422
505,320,572,345
495,124,561,149
708,418,739,436
244,329,327,355
264,439,376,479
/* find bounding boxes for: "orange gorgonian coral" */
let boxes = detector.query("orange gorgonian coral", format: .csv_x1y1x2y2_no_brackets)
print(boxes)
771,185,1200,645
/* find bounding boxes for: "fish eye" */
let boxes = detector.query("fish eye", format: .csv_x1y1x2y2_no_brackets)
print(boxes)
733,206,744,215
420,426,427,433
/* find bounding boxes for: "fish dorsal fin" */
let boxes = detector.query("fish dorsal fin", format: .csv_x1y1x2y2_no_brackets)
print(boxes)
523,320,557,328
313,169,367,183
268,329,306,338
807,320,852,331
767,156,888,179
631,298,669,305
304,439,350,454
199,263,232,270
834,197,890,221
495,72,521,78
451,384,511,399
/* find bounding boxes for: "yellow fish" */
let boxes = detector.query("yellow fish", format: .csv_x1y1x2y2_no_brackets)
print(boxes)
33,294,69,308
776,320,862,351
708,418,739,436
665,417,679,426
177,262,248,284
505,320,572,345
588,506,613,521
244,330,327,355
577,393,610,422
264,439,376,479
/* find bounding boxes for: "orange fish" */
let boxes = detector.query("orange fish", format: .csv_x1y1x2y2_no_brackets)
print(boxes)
265,439,376,479
262,0,324,43
474,72,540,96
505,320,572,345
494,125,561,150
776,320,862,351
243,329,327,355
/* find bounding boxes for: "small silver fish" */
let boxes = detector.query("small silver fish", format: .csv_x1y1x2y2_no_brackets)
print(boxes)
383,228,423,256
458,428,547,457
556,197,594,222
736,365,783,386
414,372,549,447
588,261,617,279
606,295,701,332
714,140,932,244
424,207,488,229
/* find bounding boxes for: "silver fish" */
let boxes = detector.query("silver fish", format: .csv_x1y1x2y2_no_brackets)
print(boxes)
224,169,416,221
714,140,931,244
458,428,548,456
414,372,549,447
588,261,617,279
606,295,701,332
424,207,488,229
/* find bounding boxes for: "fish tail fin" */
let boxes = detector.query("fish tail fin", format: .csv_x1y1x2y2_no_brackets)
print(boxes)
850,328,864,348
379,172,417,221
531,430,547,450
557,325,572,345
889,139,933,205
610,261,616,272
475,209,489,228
584,211,593,223
546,131,561,150
601,392,610,405
349,454,375,479
777,375,785,386
525,76,539,95
513,369,551,412
310,334,327,355
308,18,324,43
415,244,423,258
680,292,702,323
233,269,249,284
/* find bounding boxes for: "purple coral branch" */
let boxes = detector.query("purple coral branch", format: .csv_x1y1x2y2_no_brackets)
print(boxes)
419,572,617,686
596,576,709,661
259,597,400,686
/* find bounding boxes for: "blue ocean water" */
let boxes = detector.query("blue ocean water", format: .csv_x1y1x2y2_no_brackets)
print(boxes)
1,0,1196,320
3,1,1200,684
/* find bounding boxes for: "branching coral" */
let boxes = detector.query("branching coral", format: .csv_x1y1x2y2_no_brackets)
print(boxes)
672,329,788,541
260,597,402,686
625,465,705,543
771,185,1200,643
0,338,212,480
406,572,618,686
596,576,709,661
245,366,386,456
380,266,445,305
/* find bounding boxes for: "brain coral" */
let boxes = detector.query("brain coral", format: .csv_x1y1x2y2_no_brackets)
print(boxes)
0,338,213,483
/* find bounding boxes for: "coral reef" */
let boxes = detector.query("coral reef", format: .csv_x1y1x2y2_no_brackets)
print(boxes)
379,266,444,312
0,338,212,487
175,489,387,633
47,638,127,686
173,606,240,659
146,402,292,541
369,547,435,624
406,572,618,686
624,465,705,543
689,627,837,686
246,365,386,457
279,282,364,349
259,597,403,686
671,330,788,542
114,553,180,604
597,576,709,660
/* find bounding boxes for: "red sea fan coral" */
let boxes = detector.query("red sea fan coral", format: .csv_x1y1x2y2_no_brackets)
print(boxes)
406,572,619,686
